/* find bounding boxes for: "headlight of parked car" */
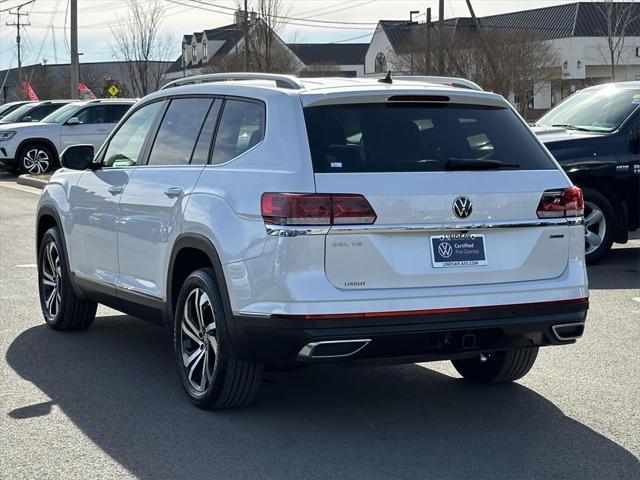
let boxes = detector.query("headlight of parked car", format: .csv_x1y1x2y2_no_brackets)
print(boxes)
0,131,17,141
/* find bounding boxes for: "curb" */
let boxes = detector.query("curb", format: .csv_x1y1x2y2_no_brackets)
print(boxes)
17,174,50,190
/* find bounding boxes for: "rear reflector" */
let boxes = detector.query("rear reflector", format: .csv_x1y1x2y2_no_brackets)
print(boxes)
280,297,589,320
261,193,377,226
537,186,584,218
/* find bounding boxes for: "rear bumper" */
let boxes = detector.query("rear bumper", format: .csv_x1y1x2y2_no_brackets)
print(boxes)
230,299,589,365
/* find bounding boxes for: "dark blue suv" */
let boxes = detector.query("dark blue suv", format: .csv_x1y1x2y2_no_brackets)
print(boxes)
533,82,640,263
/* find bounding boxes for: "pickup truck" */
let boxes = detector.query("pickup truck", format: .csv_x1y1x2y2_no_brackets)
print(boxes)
533,81,639,263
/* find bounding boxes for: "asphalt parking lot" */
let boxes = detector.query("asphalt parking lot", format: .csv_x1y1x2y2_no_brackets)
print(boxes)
1,173,639,480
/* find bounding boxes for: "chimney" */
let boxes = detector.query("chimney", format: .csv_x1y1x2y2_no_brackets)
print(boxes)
234,9,246,25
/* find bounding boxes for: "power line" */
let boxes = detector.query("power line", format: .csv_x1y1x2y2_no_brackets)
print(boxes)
5,0,33,84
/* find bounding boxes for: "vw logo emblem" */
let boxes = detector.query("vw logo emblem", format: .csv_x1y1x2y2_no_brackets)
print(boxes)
453,196,473,219
438,241,453,258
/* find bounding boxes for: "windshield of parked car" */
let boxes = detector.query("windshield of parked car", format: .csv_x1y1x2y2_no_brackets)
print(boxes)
0,104,36,124
0,103,25,119
305,103,555,172
536,86,640,132
41,104,81,123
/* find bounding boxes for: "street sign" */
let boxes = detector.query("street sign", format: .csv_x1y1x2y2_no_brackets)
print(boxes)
107,85,120,97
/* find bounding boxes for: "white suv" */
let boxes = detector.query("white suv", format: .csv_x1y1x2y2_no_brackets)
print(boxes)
0,99,134,174
36,73,589,409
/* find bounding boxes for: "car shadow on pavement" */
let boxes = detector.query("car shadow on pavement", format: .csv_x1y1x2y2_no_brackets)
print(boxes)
587,246,640,290
6,316,639,480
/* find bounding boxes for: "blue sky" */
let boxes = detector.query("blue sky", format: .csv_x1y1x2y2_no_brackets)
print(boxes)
0,0,615,70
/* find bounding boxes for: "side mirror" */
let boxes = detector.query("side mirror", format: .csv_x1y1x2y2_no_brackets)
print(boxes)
66,117,81,126
60,145,96,170
23,116,32,122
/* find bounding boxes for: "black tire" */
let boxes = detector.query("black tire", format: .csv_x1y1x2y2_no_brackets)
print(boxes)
451,347,538,384
582,187,616,265
173,268,262,409
18,143,55,174
38,227,97,330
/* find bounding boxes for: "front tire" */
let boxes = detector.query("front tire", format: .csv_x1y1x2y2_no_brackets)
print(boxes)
38,227,97,330
173,268,262,409
19,143,55,174
451,347,538,384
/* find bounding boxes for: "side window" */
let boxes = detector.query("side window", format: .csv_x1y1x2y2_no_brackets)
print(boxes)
29,105,60,121
147,98,213,166
211,99,265,165
76,105,108,124
103,102,163,168
191,101,221,165
106,104,132,123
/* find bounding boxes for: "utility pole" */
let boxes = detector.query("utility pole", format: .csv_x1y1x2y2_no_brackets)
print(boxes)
409,10,419,75
70,0,79,99
6,0,33,86
425,7,432,75
438,0,444,75
465,0,498,83
243,0,249,71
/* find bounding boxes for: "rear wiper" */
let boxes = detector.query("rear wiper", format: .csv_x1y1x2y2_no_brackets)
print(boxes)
444,158,520,170
550,123,592,132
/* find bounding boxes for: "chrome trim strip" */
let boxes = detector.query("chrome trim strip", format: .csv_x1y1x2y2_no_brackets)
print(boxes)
265,225,330,237
552,322,585,341
297,339,372,359
266,217,583,236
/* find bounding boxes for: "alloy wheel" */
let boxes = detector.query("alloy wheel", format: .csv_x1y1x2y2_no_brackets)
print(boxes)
22,148,50,174
41,241,62,318
180,287,218,394
584,201,606,255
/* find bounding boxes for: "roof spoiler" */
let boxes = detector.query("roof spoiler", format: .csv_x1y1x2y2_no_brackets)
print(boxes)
371,74,483,91
161,73,304,90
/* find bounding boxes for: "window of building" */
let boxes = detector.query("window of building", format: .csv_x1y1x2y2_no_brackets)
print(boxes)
374,52,387,73
203,40,208,61
192,43,197,63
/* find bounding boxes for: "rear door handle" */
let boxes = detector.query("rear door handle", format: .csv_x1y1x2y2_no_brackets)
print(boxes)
108,186,123,195
164,186,184,198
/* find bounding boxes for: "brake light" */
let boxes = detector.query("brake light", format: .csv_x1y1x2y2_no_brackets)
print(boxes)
261,193,377,226
536,186,584,218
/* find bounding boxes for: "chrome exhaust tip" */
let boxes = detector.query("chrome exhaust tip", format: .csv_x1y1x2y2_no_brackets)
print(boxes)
297,339,371,359
552,322,585,341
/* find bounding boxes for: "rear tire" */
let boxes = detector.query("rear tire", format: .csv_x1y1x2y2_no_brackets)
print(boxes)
451,347,538,384
173,268,262,409
38,227,97,330
582,187,616,265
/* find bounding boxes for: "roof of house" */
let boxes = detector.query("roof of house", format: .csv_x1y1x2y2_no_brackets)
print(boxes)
288,43,368,66
376,2,640,51
167,23,245,73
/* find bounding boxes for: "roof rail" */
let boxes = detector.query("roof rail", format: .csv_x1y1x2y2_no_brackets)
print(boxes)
161,73,304,90
370,74,483,91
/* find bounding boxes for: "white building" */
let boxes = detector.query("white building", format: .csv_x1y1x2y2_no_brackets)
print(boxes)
164,11,368,82
365,2,640,117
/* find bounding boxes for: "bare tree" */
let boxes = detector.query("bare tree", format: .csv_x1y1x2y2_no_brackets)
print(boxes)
227,0,299,73
393,25,557,116
110,0,174,96
595,0,638,82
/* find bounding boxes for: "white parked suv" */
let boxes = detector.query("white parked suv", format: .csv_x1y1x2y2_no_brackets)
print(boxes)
36,73,589,409
0,99,134,174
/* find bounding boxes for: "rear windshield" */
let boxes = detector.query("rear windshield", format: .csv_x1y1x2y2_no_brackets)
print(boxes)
304,103,555,172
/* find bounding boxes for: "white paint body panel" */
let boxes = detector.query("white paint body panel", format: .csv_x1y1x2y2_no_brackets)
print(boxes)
37,79,588,320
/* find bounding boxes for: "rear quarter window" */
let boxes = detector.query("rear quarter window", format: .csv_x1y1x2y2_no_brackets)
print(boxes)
304,103,555,172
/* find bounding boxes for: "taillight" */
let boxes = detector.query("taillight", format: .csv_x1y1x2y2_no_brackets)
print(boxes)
536,186,584,218
261,193,377,226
